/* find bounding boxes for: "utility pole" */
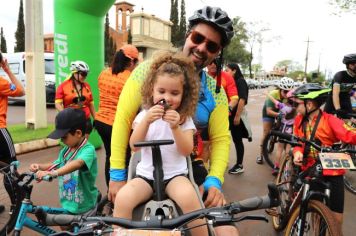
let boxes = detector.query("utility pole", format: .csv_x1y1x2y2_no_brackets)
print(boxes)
304,36,313,79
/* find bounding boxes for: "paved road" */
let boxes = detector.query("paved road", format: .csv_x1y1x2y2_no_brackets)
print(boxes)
9,88,356,235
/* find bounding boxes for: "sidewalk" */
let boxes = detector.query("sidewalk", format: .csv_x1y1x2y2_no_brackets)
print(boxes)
15,138,59,155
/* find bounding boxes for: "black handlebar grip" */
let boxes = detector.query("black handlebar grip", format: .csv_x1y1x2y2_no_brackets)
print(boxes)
270,130,293,140
44,214,80,226
134,139,174,147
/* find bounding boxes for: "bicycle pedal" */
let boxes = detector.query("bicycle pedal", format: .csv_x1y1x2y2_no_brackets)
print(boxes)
265,208,280,217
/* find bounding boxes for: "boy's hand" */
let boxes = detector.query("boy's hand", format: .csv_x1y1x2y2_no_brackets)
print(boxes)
163,109,180,129
145,105,165,124
30,163,40,172
36,170,51,180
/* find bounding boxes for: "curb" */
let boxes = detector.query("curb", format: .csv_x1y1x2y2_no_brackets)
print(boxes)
15,138,59,155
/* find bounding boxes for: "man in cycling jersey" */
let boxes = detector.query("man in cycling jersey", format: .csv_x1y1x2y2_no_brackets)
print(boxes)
324,53,356,118
108,6,237,235
292,83,356,226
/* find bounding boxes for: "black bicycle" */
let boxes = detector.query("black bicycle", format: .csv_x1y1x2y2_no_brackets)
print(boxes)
269,130,354,236
32,182,280,236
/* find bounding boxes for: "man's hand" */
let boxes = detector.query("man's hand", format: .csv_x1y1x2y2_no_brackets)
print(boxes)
200,186,226,208
108,180,127,203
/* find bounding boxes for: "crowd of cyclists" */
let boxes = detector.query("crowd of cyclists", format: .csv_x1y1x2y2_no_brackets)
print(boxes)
1,4,356,235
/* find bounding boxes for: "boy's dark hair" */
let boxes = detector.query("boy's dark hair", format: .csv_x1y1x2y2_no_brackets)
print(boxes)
68,122,86,136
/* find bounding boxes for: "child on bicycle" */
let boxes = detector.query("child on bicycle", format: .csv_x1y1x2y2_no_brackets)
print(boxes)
292,83,356,226
266,89,297,175
30,108,99,216
257,77,294,164
113,51,208,236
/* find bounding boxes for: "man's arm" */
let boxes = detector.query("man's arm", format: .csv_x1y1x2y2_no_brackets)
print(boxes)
332,83,341,110
108,61,150,202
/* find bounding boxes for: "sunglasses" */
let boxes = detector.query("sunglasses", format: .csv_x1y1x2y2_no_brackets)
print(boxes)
190,30,221,54
79,71,88,77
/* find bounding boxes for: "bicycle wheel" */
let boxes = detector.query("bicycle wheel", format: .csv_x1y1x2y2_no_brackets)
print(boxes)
262,132,278,169
272,155,295,231
0,161,23,236
96,195,113,217
284,200,341,236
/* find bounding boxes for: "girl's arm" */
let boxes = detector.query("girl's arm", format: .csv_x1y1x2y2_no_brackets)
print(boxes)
171,128,194,156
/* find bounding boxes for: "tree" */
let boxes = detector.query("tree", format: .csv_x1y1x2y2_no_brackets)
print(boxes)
224,17,250,68
244,21,270,79
330,0,356,14
104,13,116,65
0,27,7,53
170,0,179,47
275,59,303,73
177,0,186,47
14,0,25,52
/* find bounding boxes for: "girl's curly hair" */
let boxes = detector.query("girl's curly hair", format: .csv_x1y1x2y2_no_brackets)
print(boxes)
141,51,200,118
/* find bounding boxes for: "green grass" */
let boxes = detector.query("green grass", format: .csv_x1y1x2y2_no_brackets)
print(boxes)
8,123,55,144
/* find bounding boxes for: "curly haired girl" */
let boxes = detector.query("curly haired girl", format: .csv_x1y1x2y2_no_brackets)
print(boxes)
114,51,208,236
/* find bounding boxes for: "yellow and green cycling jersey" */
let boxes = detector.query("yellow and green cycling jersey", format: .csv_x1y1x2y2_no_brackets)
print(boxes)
110,60,230,187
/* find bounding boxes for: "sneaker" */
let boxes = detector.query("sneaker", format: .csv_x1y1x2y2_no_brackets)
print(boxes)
228,165,244,174
256,156,263,164
272,166,280,176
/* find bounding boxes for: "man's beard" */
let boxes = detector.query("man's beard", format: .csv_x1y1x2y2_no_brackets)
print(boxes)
347,68,356,77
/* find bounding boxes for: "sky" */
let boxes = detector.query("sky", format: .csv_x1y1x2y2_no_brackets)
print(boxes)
0,0,354,79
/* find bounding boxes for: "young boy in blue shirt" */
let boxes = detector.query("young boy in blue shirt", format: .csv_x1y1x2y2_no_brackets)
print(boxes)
30,108,98,214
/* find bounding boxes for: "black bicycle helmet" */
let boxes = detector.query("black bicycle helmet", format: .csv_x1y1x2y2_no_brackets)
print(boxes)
188,6,233,47
293,83,330,106
342,53,356,65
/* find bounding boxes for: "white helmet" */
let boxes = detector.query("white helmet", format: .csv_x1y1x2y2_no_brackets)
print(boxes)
70,60,90,73
278,77,294,90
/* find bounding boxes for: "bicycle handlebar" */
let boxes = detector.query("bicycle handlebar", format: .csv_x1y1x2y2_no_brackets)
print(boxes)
46,183,279,235
270,130,356,154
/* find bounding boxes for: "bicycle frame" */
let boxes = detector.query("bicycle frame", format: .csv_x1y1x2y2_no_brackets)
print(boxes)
15,200,71,235
286,173,331,236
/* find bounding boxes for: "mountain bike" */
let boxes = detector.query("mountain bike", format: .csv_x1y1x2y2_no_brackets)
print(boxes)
262,115,282,169
269,130,355,236
35,182,280,236
0,161,101,236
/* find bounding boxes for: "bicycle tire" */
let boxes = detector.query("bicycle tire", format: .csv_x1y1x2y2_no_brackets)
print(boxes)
284,200,341,236
262,133,277,169
0,161,23,236
272,155,294,231
96,195,113,217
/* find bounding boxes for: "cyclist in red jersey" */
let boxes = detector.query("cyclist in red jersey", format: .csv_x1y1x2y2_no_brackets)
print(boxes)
292,83,356,226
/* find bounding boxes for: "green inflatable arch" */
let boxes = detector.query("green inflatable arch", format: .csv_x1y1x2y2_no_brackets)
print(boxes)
54,0,115,147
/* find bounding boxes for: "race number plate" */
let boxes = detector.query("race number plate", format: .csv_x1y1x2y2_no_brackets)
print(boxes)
319,153,356,170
